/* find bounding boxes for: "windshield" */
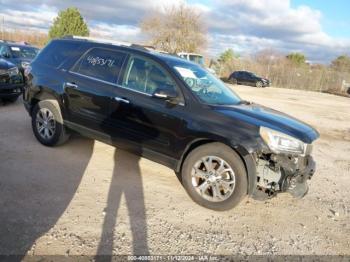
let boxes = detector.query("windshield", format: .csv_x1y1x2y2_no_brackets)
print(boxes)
189,55,204,66
10,46,39,59
168,60,241,105
248,72,257,77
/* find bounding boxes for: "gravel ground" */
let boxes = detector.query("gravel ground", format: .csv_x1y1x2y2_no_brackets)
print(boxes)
0,86,349,257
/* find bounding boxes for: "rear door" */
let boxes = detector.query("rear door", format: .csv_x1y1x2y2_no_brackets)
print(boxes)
65,47,127,133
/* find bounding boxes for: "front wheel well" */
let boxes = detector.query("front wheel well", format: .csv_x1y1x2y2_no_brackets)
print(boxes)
29,92,61,116
176,139,216,173
176,140,255,195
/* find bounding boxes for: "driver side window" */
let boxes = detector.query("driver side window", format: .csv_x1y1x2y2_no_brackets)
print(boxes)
122,56,177,95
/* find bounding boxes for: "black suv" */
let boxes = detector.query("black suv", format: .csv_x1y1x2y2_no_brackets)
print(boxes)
24,37,319,210
229,71,270,88
0,58,23,102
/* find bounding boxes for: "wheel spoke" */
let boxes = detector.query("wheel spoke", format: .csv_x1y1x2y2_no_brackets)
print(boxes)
47,113,54,121
44,128,50,138
192,167,207,179
36,116,44,124
197,181,209,193
216,159,225,174
220,180,235,191
48,126,55,134
202,156,213,171
218,168,232,176
39,111,45,120
212,184,223,201
48,120,55,128
45,109,50,120
38,125,45,134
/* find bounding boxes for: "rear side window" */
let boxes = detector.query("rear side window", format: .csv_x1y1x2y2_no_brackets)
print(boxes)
34,40,82,68
72,48,126,83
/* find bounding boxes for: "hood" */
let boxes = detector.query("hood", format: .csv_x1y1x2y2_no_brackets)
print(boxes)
0,58,16,70
9,57,32,68
215,102,319,144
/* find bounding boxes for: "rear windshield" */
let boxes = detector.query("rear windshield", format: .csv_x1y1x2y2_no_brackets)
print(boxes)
34,40,82,68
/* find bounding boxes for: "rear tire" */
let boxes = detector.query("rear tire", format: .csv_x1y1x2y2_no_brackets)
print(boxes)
229,78,238,85
31,100,70,147
181,143,248,211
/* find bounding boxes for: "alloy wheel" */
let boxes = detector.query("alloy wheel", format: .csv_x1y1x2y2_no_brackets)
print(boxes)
191,156,236,202
256,81,263,88
36,108,56,140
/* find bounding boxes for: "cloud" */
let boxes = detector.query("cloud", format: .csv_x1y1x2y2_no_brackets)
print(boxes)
89,23,142,42
0,0,349,63
205,0,350,62
0,5,56,32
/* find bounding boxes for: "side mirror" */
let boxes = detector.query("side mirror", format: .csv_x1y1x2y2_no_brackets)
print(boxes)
153,88,178,100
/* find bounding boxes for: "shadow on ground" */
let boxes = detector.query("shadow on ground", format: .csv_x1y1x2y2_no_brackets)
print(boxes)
0,100,149,256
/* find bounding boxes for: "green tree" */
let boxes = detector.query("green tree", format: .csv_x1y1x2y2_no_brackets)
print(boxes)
286,52,306,66
219,48,236,63
331,55,350,72
49,7,89,39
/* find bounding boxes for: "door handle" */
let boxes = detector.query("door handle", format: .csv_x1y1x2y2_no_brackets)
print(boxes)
65,82,78,89
114,96,130,104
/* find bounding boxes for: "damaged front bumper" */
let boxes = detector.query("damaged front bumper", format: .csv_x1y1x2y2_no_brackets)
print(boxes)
252,152,316,200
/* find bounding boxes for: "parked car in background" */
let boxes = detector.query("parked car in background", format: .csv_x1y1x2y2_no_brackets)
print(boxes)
24,37,319,211
0,58,24,103
0,40,39,74
228,71,270,88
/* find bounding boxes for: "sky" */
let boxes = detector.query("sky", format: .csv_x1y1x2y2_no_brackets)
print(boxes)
0,0,349,63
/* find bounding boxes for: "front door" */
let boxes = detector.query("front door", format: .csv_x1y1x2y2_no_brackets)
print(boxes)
106,55,187,161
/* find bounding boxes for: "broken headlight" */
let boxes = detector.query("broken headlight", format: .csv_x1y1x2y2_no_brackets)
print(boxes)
8,67,19,77
21,61,30,69
260,126,306,155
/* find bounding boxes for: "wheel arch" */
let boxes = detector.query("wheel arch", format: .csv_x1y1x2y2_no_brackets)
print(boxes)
176,139,257,195
29,90,64,116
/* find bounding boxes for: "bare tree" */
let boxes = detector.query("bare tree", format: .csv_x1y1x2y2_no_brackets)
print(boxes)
140,4,207,53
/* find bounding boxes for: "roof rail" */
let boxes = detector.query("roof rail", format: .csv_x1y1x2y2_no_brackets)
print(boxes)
65,35,133,47
63,36,154,52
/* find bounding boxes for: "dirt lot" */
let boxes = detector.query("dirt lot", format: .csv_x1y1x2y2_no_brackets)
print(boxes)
0,86,349,257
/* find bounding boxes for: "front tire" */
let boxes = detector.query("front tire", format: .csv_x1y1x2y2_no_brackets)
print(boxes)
31,100,70,147
181,143,248,211
256,81,263,88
